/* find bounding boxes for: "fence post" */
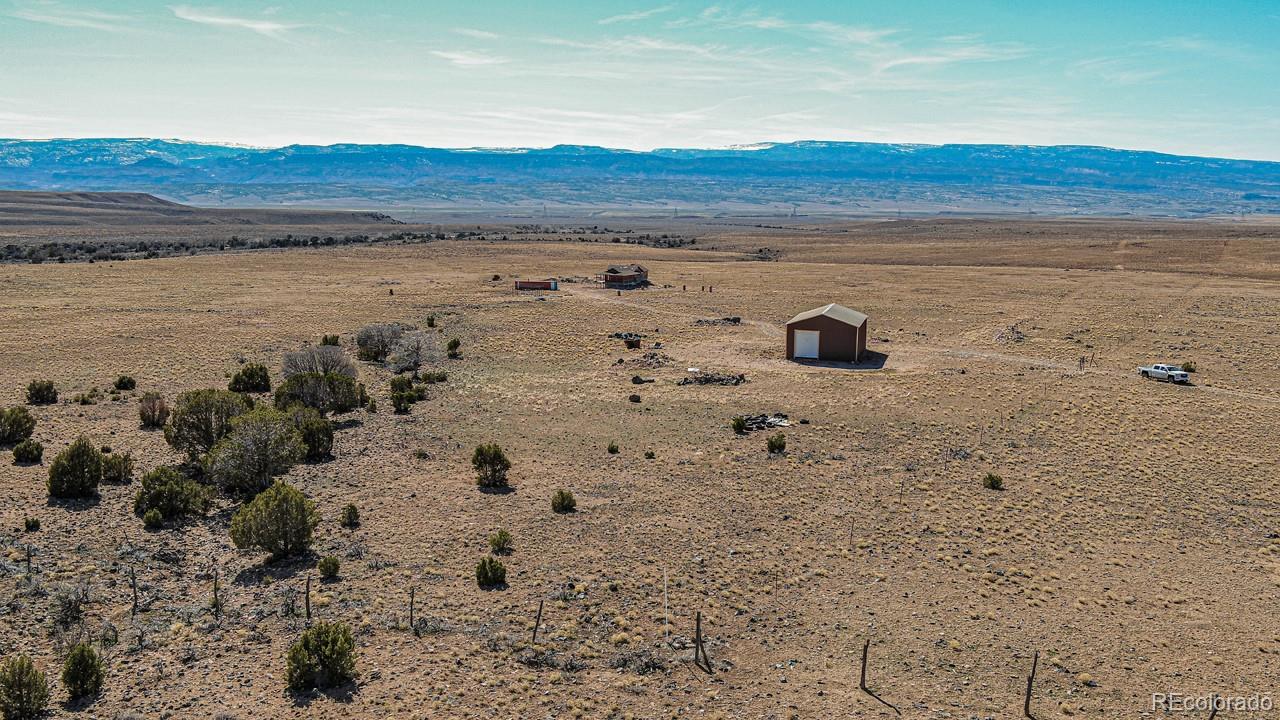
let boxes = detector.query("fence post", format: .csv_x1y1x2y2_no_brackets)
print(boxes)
1024,650,1039,719
532,599,544,644
694,611,712,673
212,567,221,619
859,639,900,715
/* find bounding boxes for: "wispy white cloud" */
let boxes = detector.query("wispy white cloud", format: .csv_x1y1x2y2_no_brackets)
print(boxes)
599,5,674,25
1069,57,1164,86
8,1,134,32
804,20,897,46
537,34,723,59
454,27,499,40
1144,36,1259,64
874,40,1028,73
170,5,301,38
660,6,1021,82
430,50,509,67
682,6,895,45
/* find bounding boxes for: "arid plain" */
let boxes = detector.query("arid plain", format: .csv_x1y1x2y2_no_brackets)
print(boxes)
1,217,1278,718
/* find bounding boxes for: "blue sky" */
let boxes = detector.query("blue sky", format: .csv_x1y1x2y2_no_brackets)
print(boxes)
2,1,1278,159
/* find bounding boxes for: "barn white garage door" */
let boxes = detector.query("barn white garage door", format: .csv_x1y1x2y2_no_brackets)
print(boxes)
793,330,820,359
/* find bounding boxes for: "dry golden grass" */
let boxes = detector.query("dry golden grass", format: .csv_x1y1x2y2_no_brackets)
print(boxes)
0,219,1277,718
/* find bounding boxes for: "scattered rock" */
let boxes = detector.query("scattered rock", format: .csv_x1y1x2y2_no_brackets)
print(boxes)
737,413,790,431
693,316,741,326
677,372,747,386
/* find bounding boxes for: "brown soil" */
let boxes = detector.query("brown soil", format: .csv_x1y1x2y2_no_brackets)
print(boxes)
1,218,1277,719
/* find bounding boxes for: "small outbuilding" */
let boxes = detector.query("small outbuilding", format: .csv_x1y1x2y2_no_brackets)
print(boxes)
515,279,558,290
602,264,649,288
785,303,868,362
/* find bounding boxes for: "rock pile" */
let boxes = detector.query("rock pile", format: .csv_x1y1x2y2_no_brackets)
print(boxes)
677,372,747,386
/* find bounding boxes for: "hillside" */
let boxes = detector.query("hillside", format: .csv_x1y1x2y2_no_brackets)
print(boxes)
2,139,1278,216
0,190,400,226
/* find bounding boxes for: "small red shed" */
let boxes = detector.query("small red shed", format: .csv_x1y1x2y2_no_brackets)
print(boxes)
785,303,868,362
515,279,558,290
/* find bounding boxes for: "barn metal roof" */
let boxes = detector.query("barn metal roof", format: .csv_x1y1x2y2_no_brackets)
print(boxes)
604,264,647,274
787,303,868,327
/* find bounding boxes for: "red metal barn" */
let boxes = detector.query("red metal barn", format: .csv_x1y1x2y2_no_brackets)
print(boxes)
785,304,868,362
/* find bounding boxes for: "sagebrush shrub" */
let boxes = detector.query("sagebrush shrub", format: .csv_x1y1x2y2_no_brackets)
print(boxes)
229,482,318,560
51,584,88,629
420,370,447,384
355,323,404,362
389,376,413,394
0,654,49,719
607,441,619,454
282,346,356,379
138,392,170,428
228,363,272,393
476,557,506,588
318,555,340,580
320,334,340,346
551,489,576,513
204,407,305,494
73,389,101,405
0,407,36,445
387,332,435,374
113,375,136,391
101,452,134,484
165,389,252,459
47,437,102,499
273,373,360,415
133,467,211,521
489,529,513,555
25,380,56,405
286,404,333,461
23,517,39,532
446,338,461,358
982,473,1004,491
61,642,104,700
731,416,747,434
472,443,510,489
285,621,356,693
340,503,360,528
390,392,414,414
143,508,164,529
766,433,786,454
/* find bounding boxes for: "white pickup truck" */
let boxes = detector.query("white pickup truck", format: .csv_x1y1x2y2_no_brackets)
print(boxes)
1138,363,1190,383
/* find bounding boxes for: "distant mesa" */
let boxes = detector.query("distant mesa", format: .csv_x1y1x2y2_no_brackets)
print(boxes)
0,190,401,227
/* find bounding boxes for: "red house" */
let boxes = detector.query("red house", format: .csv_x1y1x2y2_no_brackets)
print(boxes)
602,264,648,288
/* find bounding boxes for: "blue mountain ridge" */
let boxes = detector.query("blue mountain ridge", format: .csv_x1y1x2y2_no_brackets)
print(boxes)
1,138,1277,214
